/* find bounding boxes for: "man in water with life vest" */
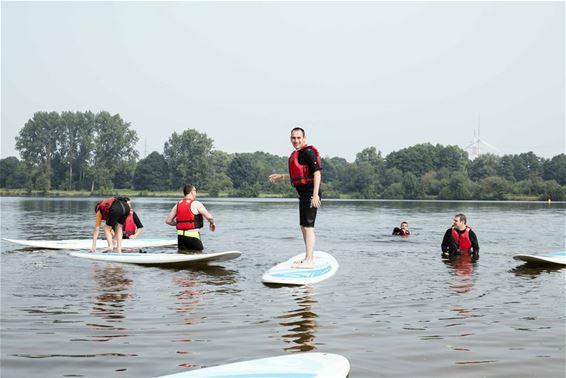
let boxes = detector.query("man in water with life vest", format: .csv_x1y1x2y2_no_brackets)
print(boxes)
268,127,322,269
441,213,479,259
165,184,216,251
392,221,410,236
91,196,131,253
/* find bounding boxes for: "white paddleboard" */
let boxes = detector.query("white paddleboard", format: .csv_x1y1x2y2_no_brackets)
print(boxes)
69,250,241,265
513,251,566,266
158,352,350,378
3,238,177,250
261,251,339,285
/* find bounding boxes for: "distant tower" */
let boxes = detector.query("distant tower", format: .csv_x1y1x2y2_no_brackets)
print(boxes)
464,117,503,159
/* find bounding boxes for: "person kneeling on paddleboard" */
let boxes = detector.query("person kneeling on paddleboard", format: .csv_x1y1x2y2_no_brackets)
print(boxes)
91,196,130,253
165,184,216,252
441,213,479,260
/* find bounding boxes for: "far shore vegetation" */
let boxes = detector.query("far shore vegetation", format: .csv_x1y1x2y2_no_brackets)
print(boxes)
2,111,565,201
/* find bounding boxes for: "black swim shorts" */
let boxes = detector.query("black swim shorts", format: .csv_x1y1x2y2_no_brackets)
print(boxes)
299,196,318,227
106,200,130,228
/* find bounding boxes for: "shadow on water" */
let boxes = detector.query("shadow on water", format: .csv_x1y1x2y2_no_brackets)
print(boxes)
510,263,565,277
276,286,319,352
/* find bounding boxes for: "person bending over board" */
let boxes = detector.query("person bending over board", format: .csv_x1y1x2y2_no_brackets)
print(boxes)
392,221,410,236
91,196,131,253
268,127,322,269
441,213,479,260
165,184,216,251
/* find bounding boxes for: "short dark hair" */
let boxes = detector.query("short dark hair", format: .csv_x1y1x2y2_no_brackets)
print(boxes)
455,213,467,224
183,184,195,195
291,127,305,137
401,222,408,226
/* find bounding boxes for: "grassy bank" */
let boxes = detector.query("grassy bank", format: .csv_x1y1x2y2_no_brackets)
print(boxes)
0,188,545,201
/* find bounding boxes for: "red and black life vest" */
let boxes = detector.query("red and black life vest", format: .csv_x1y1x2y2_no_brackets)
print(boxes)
96,197,116,220
288,145,321,187
123,211,136,236
176,200,203,230
452,226,472,253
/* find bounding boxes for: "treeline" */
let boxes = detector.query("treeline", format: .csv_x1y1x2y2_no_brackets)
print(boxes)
1,111,565,200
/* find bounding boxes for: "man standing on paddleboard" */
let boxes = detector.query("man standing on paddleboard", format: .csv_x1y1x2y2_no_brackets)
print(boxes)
269,127,322,268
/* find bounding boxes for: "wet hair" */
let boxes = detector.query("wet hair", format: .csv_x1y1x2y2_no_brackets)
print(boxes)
94,202,101,213
401,222,408,227
455,213,467,224
291,127,305,137
183,184,196,196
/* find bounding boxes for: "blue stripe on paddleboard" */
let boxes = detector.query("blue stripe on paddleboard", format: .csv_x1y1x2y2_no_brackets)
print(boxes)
543,251,566,257
271,264,332,279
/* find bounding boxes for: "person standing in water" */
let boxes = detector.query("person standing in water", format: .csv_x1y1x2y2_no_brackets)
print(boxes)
269,127,322,268
441,213,479,259
165,184,216,251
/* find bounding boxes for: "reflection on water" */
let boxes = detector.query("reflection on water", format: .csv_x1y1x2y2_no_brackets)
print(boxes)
91,263,132,322
1,197,565,378
442,255,477,294
510,264,565,277
277,287,318,352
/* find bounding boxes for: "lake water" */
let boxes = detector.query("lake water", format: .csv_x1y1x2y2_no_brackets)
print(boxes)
1,197,565,377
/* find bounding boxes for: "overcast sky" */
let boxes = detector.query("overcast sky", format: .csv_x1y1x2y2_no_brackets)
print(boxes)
1,1,564,162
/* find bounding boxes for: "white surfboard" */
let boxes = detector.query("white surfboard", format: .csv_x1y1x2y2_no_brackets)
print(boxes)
3,238,177,250
158,352,350,378
261,251,339,285
69,250,241,265
513,251,566,266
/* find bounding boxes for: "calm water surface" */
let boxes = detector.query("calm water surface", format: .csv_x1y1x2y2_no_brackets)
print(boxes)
1,197,565,377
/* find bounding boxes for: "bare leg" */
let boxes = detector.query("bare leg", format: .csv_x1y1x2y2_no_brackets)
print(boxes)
292,226,315,268
104,225,114,251
114,224,124,253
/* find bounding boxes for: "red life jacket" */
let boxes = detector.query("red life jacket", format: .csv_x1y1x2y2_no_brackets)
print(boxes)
123,211,136,236
96,197,116,220
288,145,321,187
452,226,472,252
176,200,203,230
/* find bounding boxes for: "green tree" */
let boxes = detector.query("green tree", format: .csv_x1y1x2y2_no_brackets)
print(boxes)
227,153,260,189
538,180,565,201
437,145,469,172
90,111,139,191
133,151,170,191
163,129,214,189
469,153,499,181
15,111,61,190
438,172,474,200
385,143,437,176
402,172,424,199
0,157,29,188
475,176,510,200
497,155,515,182
543,154,566,185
